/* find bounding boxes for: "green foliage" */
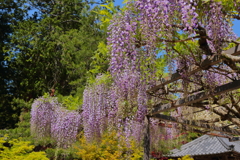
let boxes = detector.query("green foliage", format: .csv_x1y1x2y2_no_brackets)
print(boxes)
87,42,110,83
208,0,240,11
155,54,168,79
0,96,21,129
45,147,78,160
152,137,181,155
0,135,49,160
87,2,120,83
94,1,118,32
0,98,40,144
185,132,201,141
75,131,143,160
0,110,31,141
57,95,81,110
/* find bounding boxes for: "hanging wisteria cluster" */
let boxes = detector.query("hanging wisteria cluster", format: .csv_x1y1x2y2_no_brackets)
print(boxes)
82,76,111,140
51,107,81,148
30,97,81,148
205,2,237,54
82,74,155,144
31,97,57,139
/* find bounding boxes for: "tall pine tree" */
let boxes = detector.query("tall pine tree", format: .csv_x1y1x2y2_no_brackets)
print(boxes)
0,0,26,128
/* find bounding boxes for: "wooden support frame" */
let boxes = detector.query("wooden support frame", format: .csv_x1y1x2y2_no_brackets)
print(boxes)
147,45,240,94
151,80,240,114
151,114,240,135
144,45,240,160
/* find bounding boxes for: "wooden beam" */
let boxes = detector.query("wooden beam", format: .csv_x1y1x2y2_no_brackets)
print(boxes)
151,80,240,114
206,132,231,138
147,45,240,94
159,122,208,134
151,114,240,135
159,122,173,128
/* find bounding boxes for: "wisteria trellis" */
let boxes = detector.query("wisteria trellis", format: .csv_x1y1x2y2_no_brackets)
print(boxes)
30,0,240,155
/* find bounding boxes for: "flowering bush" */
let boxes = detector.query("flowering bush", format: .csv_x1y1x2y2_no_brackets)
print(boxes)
75,130,143,160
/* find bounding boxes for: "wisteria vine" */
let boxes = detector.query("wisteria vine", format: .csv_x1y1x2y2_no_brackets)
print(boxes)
31,96,81,148
83,0,239,147
31,0,240,151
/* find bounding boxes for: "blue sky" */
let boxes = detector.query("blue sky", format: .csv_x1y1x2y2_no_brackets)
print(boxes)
233,20,240,37
114,0,240,37
114,0,125,7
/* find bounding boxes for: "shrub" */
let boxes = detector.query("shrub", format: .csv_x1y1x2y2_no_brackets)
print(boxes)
0,135,49,160
169,155,194,160
45,147,78,160
75,131,143,160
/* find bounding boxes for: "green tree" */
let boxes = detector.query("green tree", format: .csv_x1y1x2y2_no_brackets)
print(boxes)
0,0,27,129
9,0,105,100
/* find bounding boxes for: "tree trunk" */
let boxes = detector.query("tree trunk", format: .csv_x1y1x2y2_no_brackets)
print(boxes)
144,116,150,160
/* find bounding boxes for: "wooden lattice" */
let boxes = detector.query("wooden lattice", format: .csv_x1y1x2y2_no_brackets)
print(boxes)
143,45,240,160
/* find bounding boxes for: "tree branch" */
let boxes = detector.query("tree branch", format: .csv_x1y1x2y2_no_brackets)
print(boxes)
157,35,208,43
222,51,240,62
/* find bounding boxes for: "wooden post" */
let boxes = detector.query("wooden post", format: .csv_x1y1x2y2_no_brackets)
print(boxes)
144,116,150,160
224,154,228,160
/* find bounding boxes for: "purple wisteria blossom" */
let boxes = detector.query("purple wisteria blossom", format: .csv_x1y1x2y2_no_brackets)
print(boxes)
30,97,81,148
